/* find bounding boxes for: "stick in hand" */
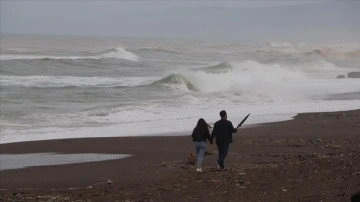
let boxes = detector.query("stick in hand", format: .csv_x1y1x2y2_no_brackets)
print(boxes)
237,113,250,128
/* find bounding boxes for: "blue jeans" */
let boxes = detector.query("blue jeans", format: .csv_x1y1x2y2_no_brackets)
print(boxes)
195,141,207,168
216,142,229,168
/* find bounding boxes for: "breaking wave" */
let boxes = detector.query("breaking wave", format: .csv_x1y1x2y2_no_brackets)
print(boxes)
0,47,139,61
0,75,150,88
266,42,305,49
150,60,312,101
200,62,233,73
151,74,198,91
255,42,360,58
312,48,360,59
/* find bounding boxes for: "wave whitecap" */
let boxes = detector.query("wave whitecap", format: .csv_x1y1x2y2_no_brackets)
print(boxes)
152,61,310,95
151,74,198,91
260,42,360,58
312,48,360,59
266,42,305,49
0,75,151,88
201,62,232,73
0,47,139,61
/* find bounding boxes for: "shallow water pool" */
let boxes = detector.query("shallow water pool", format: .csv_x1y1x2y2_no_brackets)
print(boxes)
0,153,131,171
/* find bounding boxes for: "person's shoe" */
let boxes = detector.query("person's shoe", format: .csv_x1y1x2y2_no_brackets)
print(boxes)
216,161,221,169
216,161,224,170
196,168,203,172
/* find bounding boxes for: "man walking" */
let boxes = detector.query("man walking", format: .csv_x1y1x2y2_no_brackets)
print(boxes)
210,110,238,170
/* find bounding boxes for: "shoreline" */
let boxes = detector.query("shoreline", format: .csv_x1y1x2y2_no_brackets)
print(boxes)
3,105,360,145
4,107,358,145
1,109,359,201
0,112,297,145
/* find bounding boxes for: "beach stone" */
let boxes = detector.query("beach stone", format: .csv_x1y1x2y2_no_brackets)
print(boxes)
297,154,306,161
281,187,287,192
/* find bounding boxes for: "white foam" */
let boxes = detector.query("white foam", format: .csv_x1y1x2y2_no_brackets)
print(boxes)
1,99,359,144
170,60,360,101
0,75,154,88
180,61,309,100
0,47,139,61
262,42,360,58
264,42,306,54
324,43,360,52
100,47,139,61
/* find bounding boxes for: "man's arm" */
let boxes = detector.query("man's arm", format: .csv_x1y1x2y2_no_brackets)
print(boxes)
230,121,238,133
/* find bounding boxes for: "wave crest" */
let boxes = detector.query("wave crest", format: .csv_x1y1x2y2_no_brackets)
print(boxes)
258,42,360,58
0,47,139,61
312,48,360,59
0,75,150,88
266,42,305,49
151,74,198,91
201,62,232,73
150,60,311,100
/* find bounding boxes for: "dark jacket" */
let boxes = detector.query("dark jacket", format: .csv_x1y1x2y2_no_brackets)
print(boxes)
211,119,237,144
192,127,211,143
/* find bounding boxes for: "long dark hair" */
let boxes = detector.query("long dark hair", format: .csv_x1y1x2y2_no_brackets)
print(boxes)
195,118,211,132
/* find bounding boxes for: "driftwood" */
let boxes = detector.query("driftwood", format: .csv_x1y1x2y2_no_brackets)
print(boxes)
187,151,214,165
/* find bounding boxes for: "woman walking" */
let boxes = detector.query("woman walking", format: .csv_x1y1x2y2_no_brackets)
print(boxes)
191,118,212,172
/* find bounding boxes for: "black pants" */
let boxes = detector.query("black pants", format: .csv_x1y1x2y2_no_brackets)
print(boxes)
216,142,229,168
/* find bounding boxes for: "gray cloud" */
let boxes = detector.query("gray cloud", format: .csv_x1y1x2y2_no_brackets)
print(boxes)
1,1,359,43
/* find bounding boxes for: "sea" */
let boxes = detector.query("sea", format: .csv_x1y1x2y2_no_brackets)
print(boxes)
1,34,360,144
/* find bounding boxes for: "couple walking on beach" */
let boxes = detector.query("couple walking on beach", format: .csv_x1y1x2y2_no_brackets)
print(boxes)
191,110,238,172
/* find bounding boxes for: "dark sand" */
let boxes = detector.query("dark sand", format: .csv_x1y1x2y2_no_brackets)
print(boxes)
1,110,359,201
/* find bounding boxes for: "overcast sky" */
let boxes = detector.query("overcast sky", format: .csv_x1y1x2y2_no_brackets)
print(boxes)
1,1,359,43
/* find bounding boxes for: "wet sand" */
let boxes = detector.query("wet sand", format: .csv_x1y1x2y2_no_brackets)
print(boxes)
1,110,359,201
